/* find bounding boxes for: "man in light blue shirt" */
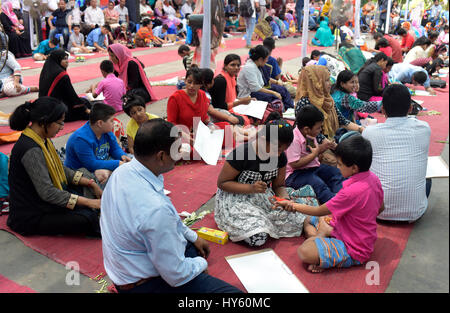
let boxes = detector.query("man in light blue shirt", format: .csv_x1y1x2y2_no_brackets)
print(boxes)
86,25,112,52
100,118,242,293
389,63,436,95
363,84,431,222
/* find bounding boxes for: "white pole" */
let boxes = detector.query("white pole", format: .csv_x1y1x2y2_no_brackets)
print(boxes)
200,0,211,68
301,0,310,59
405,0,409,20
355,0,361,40
385,0,392,34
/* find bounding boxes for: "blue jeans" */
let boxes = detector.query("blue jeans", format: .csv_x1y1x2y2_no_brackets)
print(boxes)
295,1,304,31
286,164,345,204
244,17,256,46
49,26,70,49
115,242,243,293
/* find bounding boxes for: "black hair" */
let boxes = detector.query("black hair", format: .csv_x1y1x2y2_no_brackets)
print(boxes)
263,36,276,52
72,24,81,29
411,36,432,49
142,18,151,27
50,36,60,46
444,25,449,31
162,24,169,30
310,50,321,59
259,112,294,146
102,24,112,33
335,135,372,172
373,32,384,40
385,57,394,68
398,28,407,36
265,16,273,23
425,58,444,75
358,52,388,74
375,37,389,48
122,93,146,116
249,45,269,62
9,97,67,132
382,84,411,117
185,67,203,84
200,68,214,86
223,53,241,67
295,105,324,130
134,118,178,157
428,31,439,41
100,59,114,73
331,69,355,94
302,57,311,67
178,44,190,55
339,41,354,49
412,71,428,85
89,102,116,124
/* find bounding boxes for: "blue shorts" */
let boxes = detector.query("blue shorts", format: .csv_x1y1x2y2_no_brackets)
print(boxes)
309,217,361,269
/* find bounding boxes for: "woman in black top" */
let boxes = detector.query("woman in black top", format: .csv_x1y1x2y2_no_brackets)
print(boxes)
38,49,91,122
0,3,32,58
7,97,102,236
357,52,388,101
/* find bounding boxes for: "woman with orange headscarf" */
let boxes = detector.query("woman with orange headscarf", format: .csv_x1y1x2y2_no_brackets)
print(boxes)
294,65,362,143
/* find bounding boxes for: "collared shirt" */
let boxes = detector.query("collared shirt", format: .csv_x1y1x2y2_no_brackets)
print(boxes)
114,5,129,23
237,59,264,98
86,28,106,48
285,127,320,178
84,6,105,26
389,63,431,88
430,4,442,18
362,117,430,221
100,158,207,287
326,171,384,262
95,73,126,112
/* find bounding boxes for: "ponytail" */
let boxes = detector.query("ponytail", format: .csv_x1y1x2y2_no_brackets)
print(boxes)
9,97,67,131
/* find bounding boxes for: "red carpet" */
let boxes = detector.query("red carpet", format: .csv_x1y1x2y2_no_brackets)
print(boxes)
164,160,224,214
0,274,36,293
192,213,414,293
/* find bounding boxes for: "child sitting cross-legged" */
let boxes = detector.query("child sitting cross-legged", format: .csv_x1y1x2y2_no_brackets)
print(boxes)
272,135,384,273
86,60,126,113
285,105,344,204
122,93,159,155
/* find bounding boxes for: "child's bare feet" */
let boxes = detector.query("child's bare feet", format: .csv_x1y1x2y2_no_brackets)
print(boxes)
317,217,334,237
307,264,324,273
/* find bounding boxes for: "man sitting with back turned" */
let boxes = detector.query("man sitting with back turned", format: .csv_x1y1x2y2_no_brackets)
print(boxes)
362,84,431,222
100,118,242,293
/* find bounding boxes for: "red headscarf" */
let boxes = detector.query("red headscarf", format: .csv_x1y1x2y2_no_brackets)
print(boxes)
108,43,157,101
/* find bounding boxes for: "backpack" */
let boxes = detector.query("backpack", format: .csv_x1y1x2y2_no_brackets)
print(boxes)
239,0,254,18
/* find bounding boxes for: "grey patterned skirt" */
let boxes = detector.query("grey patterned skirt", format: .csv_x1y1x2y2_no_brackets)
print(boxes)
214,186,318,242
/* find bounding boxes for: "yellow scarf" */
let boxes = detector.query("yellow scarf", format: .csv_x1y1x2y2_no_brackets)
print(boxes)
22,127,67,190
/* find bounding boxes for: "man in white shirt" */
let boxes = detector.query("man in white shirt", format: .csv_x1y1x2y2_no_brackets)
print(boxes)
115,0,135,32
82,0,105,35
362,84,431,222
181,0,194,17
100,118,242,293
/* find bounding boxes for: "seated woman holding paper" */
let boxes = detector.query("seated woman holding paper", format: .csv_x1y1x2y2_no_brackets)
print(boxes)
215,113,315,248
167,67,230,156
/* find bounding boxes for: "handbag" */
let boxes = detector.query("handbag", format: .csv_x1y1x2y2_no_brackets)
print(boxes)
430,79,446,88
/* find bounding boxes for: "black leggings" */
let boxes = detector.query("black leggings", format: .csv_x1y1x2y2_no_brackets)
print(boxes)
36,207,100,237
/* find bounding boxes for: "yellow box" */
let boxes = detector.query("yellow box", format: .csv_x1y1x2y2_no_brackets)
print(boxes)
197,227,229,245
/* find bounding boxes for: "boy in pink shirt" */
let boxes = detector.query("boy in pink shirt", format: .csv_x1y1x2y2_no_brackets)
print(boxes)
87,60,126,112
285,105,343,204
273,135,384,272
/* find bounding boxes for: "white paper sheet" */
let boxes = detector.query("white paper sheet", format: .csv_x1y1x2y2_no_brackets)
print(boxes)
193,121,224,166
226,249,309,293
283,108,296,120
413,90,432,96
426,156,449,178
232,101,268,120
86,92,105,102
